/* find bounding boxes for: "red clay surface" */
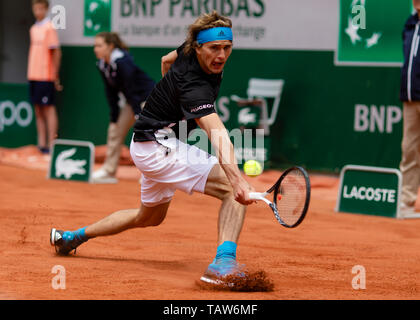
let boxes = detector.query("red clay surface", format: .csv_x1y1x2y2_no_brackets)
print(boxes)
1,146,420,300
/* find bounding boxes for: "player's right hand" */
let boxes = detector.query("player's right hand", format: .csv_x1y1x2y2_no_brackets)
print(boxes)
233,178,256,206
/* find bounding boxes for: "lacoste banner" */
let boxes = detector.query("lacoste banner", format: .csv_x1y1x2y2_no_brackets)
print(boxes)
336,165,402,218
336,0,412,66
48,139,95,182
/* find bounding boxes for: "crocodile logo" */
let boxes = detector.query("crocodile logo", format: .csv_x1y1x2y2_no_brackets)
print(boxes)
238,107,257,125
55,148,87,179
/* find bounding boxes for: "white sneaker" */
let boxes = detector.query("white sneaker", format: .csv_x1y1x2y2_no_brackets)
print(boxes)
91,168,118,184
399,202,415,217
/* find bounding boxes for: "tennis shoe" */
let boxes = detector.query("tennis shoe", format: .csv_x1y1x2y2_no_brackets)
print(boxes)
37,146,50,154
200,254,245,285
50,228,85,255
92,168,118,184
399,203,417,217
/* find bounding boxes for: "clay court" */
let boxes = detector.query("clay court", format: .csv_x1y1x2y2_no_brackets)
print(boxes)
1,146,420,300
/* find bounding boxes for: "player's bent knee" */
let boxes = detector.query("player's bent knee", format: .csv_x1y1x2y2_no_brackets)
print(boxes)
146,214,166,227
220,185,234,201
133,212,163,227
204,164,236,200
134,202,169,227
209,179,234,200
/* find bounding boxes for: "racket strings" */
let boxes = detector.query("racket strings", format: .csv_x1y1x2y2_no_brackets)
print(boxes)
275,169,307,226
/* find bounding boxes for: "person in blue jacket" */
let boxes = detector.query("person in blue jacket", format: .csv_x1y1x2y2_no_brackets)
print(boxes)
400,1,420,215
92,32,156,183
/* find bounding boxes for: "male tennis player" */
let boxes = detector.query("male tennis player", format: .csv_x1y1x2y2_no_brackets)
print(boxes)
50,11,255,284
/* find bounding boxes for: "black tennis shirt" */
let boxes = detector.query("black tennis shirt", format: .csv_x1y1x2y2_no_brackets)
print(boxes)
133,43,222,142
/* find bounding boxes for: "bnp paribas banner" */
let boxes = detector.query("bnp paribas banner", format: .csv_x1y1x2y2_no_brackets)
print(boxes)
336,0,412,66
52,0,337,50
60,0,270,47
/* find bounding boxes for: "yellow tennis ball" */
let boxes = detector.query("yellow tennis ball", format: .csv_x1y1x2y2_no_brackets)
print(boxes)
243,160,263,177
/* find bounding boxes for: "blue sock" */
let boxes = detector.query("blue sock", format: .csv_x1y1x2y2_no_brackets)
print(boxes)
74,227,89,242
215,241,237,261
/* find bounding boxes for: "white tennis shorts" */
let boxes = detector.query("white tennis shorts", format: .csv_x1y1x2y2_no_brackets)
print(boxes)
130,128,218,207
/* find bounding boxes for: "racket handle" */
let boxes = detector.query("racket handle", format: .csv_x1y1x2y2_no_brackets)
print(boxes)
249,192,272,206
249,192,268,200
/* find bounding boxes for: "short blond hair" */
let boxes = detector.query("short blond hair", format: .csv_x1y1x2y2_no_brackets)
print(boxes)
184,11,232,55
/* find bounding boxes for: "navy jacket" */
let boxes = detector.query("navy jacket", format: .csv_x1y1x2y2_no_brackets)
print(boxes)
401,13,420,102
97,49,156,122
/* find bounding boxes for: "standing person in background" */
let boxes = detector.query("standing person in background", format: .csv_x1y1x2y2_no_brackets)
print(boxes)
28,0,62,154
92,32,156,184
399,0,420,215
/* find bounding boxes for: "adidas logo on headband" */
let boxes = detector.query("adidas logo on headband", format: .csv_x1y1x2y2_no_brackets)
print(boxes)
197,27,233,44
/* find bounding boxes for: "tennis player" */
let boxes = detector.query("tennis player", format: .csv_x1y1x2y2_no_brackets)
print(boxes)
50,11,255,284
92,32,156,183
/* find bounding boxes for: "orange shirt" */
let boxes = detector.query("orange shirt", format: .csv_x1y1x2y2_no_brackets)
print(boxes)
27,18,60,81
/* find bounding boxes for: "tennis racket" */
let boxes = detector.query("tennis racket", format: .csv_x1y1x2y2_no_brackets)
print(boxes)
249,166,310,228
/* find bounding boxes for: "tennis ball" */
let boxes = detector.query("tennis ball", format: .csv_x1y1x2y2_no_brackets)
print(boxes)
243,160,263,177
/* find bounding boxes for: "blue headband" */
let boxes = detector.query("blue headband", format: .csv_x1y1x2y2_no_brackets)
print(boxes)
196,27,233,44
